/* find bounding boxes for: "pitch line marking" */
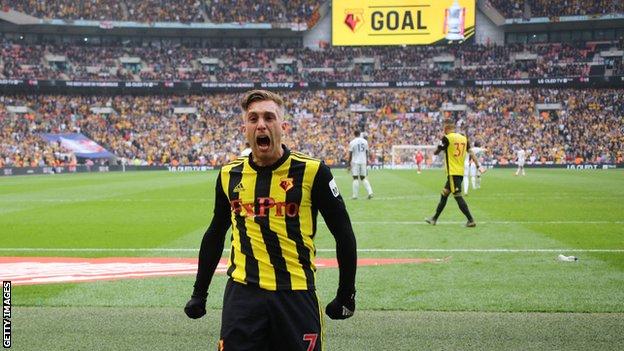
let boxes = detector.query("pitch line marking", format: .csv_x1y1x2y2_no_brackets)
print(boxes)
0,248,622,253
352,221,624,225
0,258,431,285
5,195,621,202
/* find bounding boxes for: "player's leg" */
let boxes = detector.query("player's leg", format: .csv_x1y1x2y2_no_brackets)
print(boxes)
521,165,525,176
426,178,451,225
451,176,476,227
220,280,270,351
361,177,373,199
351,163,360,199
268,290,322,351
463,163,470,195
360,165,373,199
469,163,477,189
351,176,359,199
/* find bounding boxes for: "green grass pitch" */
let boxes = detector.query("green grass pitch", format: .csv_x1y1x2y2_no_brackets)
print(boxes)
2,168,623,350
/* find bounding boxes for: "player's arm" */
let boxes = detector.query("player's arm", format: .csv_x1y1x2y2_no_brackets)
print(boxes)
466,140,480,169
469,150,481,169
184,173,231,319
312,163,357,320
434,136,449,156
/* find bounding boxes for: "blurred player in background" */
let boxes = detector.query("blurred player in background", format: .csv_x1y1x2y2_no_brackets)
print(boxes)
185,90,357,351
426,120,480,227
348,130,373,199
463,141,486,195
414,149,424,174
515,146,526,176
240,142,252,157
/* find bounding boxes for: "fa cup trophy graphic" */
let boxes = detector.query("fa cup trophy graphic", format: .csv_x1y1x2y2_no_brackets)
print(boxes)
444,0,466,41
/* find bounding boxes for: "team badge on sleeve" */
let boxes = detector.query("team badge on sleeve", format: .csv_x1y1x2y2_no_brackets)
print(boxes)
329,178,340,197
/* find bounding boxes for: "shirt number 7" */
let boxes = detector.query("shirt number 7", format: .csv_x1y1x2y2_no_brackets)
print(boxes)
303,333,318,351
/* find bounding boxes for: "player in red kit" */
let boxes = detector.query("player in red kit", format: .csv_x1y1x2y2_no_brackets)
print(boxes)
414,150,424,174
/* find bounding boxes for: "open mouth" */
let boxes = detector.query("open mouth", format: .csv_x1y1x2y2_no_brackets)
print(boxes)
256,135,271,151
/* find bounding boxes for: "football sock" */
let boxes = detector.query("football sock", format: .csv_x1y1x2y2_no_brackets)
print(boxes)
454,196,474,222
352,180,359,198
433,194,449,220
363,179,373,195
471,176,476,189
463,176,469,194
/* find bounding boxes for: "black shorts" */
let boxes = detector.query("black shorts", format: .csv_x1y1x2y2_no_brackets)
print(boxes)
219,279,322,351
444,175,464,194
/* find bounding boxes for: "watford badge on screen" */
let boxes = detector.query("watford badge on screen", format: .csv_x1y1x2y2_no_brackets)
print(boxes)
344,9,364,33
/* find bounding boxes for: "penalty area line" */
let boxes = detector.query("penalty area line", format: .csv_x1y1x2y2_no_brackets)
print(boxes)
0,248,622,253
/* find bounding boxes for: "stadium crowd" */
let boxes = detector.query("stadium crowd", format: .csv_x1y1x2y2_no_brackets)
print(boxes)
2,39,620,82
5,0,623,22
487,0,624,19
1,88,622,169
1,0,321,24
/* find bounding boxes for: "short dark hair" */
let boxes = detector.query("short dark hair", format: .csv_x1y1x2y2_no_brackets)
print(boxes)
240,90,285,112
354,130,361,136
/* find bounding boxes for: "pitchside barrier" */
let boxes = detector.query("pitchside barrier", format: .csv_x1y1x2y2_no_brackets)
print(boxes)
0,165,211,176
1,76,623,95
0,163,621,176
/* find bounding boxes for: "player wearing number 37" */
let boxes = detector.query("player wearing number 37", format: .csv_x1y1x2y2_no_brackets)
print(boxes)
425,120,480,228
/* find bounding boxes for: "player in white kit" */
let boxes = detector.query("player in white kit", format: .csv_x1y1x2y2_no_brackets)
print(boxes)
240,142,252,157
463,141,486,195
515,147,526,176
348,130,373,199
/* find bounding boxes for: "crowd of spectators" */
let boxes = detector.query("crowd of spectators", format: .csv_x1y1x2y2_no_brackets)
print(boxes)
2,39,618,82
1,0,321,24
529,0,624,18
487,0,624,19
1,88,622,169
6,0,623,22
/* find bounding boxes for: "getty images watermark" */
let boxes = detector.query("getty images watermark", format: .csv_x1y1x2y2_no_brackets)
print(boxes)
3,281,10,348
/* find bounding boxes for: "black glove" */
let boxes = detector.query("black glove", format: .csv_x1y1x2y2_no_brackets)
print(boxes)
184,294,207,319
325,290,355,320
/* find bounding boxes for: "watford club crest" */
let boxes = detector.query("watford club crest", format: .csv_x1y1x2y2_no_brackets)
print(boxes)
344,9,364,33
279,178,294,192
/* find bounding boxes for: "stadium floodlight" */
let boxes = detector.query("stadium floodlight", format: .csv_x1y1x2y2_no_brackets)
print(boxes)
390,144,441,169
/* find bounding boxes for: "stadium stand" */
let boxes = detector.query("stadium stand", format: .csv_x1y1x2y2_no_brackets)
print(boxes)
2,88,622,168
0,0,321,23
1,39,619,81
487,0,624,19
1,1,622,172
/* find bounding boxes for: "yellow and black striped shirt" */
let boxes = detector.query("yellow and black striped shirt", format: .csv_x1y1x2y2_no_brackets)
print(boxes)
193,146,356,293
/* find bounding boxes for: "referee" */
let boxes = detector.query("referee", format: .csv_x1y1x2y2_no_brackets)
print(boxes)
185,90,357,350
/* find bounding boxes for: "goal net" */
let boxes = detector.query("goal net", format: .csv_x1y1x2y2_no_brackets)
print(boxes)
390,145,442,169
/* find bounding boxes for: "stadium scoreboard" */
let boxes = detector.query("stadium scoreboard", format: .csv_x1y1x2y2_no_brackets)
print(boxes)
332,0,475,46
